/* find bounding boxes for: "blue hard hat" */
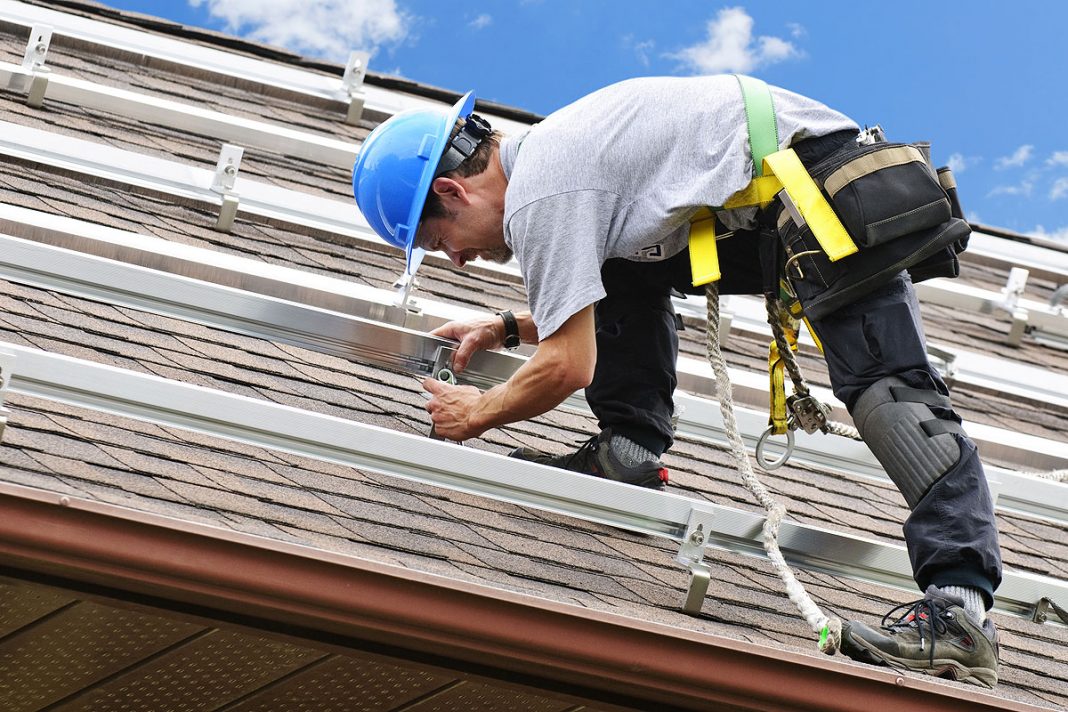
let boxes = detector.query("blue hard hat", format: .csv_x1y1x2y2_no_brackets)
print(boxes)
352,91,476,275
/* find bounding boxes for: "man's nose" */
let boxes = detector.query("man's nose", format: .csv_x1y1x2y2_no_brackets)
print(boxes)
445,247,466,267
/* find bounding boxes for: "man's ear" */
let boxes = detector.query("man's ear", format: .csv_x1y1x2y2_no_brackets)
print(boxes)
430,176,468,208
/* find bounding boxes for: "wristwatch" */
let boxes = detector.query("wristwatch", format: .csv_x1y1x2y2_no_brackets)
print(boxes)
497,310,521,350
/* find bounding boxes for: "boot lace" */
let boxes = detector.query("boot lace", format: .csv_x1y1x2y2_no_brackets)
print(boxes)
881,597,953,667
562,434,601,473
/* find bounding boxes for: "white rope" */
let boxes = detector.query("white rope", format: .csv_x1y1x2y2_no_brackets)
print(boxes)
707,284,841,654
1033,469,1068,483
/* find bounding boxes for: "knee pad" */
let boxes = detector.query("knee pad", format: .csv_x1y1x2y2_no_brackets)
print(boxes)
852,376,963,508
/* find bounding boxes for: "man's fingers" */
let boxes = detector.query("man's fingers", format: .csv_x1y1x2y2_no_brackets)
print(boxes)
422,376,446,395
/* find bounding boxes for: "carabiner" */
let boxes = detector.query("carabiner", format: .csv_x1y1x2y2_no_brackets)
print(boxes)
755,424,794,470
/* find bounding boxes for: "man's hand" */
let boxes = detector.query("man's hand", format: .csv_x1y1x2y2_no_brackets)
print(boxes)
431,316,504,373
423,377,485,441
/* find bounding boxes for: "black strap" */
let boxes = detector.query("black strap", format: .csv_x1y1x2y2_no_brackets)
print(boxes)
497,310,520,349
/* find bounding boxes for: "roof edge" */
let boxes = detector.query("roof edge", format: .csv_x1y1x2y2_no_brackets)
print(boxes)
23,0,545,123
0,482,1035,712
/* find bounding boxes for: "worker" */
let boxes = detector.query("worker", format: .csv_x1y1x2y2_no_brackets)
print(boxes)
351,76,1003,688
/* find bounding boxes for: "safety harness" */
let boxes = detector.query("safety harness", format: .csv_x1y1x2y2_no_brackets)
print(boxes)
692,75,863,654
691,75,861,461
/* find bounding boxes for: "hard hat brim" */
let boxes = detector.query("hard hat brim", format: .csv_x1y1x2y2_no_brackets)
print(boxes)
404,91,476,276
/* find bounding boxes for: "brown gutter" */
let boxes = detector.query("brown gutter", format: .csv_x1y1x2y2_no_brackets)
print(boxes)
0,482,1039,712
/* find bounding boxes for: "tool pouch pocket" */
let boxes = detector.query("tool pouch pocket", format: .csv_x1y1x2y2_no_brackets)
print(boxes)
813,142,952,248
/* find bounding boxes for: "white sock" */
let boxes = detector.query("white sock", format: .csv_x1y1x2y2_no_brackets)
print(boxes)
610,435,657,466
942,585,987,623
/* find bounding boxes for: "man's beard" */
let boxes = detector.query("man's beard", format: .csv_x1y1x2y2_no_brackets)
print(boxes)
482,246,514,264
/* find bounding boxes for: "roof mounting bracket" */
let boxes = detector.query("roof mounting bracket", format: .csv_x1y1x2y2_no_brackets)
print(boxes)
17,24,52,106
926,344,958,385
0,350,14,441
675,506,718,614
996,267,1030,346
210,143,243,232
392,271,421,314
342,51,370,125
21,24,51,72
1031,597,1068,625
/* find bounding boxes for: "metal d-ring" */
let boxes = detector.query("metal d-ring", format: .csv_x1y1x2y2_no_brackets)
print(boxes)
755,424,794,470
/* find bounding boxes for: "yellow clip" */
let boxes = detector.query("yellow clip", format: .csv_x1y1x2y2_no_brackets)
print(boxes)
763,149,858,262
689,210,721,286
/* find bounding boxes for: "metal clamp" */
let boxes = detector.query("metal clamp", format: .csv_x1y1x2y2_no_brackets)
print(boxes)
427,346,464,445
210,144,244,232
0,350,14,441
342,51,370,125
17,25,53,105
675,506,717,614
392,272,421,313
787,394,830,434
1032,597,1068,625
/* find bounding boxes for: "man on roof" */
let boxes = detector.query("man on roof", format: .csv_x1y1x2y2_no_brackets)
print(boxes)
351,76,1003,688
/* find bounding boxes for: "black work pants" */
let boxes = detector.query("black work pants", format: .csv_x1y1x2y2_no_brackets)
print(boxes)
588,243,1002,606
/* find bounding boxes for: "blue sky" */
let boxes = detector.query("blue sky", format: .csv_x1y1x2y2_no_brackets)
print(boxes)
106,0,1068,240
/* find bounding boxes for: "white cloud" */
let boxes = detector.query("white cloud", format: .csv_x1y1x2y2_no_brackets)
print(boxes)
1048,151,1068,166
994,144,1034,170
946,153,967,173
669,7,801,75
622,34,656,67
1052,177,1068,201
786,22,806,39
188,0,408,60
987,179,1034,198
1030,225,1068,242
469,14,492,30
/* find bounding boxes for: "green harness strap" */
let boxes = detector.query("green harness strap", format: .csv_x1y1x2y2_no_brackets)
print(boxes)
734,74,779,178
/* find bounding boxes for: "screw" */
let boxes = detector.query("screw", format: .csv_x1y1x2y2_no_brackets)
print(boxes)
59,496,70,506
1036,612,1047,624
689,530,705,546
224,164,237,176
895,676,904,686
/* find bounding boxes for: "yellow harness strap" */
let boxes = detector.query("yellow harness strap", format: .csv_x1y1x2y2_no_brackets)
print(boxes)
688,75,859,288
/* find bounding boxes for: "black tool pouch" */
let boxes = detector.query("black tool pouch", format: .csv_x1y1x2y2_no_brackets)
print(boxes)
775,139,971,321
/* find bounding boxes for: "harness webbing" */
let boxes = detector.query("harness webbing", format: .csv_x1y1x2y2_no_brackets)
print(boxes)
688,75,858,288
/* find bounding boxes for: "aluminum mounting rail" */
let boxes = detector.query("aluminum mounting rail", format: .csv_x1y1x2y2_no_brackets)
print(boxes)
0,1,533,132
8,116,1068,348
0,338,1064,622
0,60,360,169
968,231,1068,283
0,118,376,241
4,201,1068,480
915,278,1068,347
1,228,1065,525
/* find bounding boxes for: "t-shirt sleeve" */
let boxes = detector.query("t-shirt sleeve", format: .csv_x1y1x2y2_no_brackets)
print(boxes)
506,190,620,341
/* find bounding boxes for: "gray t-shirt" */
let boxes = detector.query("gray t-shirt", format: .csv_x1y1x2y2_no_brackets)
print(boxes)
498,75,857,340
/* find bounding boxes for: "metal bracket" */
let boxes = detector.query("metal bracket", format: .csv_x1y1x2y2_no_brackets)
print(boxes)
21,24,52,71
1032,597,1068,625
392,271,421,313
210,144,243,232
16,25,52,103
994,268,1030,346
926,344,958,386
342,51,370,125
0,350,14,441
675,506,717,614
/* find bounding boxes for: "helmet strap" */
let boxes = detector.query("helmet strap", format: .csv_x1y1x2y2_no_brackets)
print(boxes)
435,113,492,177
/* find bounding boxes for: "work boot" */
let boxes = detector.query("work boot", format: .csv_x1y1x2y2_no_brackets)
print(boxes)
510,428,668,490
840,586,999,688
